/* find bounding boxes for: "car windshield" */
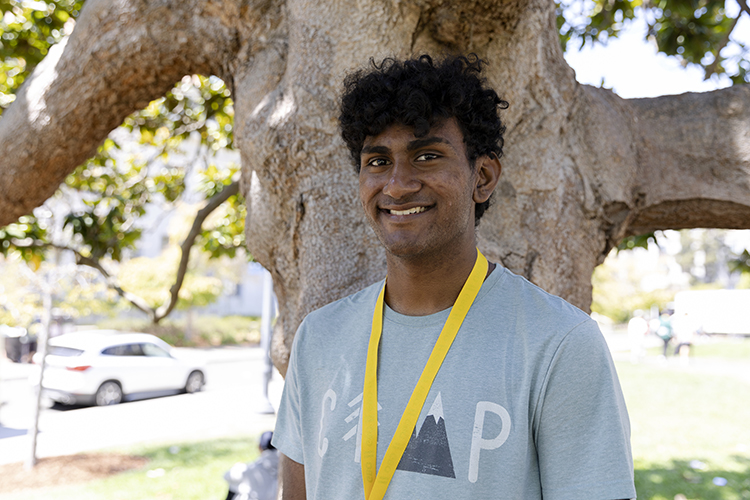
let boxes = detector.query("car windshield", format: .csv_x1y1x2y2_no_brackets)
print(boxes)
48,346,84,357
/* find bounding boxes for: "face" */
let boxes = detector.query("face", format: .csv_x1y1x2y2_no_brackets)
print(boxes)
358,118,500,260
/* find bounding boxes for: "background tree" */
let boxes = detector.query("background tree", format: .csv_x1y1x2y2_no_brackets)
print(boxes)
0,1,245,322
0,142,244,322
1,0,749,375
731,248,750,274
674,228,749,286
0,254,119,330
558,0,750,84
590,229,750,323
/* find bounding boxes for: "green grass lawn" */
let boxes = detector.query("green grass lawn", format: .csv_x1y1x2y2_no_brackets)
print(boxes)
648,336,750,360
5,437,260,500
617,339,750,499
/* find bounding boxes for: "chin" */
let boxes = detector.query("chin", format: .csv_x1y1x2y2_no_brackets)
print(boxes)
381,239,433,259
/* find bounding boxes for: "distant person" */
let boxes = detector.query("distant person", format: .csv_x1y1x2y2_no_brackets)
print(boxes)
656,312,674,359
224,431,279,500
672,312,695,366
628,310,649,364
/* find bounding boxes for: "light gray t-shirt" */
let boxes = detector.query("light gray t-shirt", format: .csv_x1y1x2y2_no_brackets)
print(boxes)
273,267,636,500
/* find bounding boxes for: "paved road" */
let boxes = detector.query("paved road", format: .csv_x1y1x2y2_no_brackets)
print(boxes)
0,346,282,465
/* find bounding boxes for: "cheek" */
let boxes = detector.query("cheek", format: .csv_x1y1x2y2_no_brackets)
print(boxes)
359,178,378,209
433,172,474,205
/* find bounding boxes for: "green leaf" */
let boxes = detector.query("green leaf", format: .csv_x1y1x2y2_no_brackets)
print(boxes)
617,232,658,252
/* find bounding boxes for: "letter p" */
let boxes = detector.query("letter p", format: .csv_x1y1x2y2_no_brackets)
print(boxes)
469,401,511,483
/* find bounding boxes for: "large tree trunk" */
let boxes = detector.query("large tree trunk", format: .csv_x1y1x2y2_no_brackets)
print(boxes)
1,0,749,376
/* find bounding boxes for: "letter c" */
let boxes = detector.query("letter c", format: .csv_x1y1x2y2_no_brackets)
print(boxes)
318,389,337,457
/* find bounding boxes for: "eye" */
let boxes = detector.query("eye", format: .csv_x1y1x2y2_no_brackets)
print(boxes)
364,157,390,168
415,152,439,162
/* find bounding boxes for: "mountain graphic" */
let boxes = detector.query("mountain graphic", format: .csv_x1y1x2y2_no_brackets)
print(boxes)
397,392,455,478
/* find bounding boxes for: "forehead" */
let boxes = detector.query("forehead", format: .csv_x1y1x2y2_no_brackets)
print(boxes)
361,118,466,153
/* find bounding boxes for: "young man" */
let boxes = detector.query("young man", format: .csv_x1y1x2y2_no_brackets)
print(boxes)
272,55,636,500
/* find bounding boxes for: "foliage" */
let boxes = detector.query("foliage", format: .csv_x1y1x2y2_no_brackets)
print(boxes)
95,314,262,346
0,214,49,265
595,229,750,322
117,250,223,310
591,248,678,322
617,231,658,252
675,228,748,286
0,75,245,266
0,254,123,328
729,249,750,274
0,1,245,322
737,272,750,289
0,258,41,327
124,74,234,153
0,0,82,108
557,0,750,84
197,164,246,259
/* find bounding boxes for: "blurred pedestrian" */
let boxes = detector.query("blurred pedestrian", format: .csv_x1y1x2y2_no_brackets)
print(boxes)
672,312,695,366
628,310,649,364
656,312,674,359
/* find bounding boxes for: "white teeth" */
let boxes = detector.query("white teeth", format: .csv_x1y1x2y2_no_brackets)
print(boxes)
389,206,426,216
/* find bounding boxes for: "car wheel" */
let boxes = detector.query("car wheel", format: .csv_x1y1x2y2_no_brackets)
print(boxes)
95,381,123,406
185,371,204,394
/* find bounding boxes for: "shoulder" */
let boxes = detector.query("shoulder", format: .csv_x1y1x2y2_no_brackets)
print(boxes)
303,279,383,327
483,266,593,333
293,279,384,348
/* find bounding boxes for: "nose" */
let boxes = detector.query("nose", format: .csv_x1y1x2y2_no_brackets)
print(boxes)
382,159,420,200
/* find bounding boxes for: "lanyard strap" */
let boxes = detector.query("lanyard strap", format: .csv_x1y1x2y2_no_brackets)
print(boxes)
361,249,489,500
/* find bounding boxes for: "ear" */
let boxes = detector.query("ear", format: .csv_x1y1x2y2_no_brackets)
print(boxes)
473,154,502,204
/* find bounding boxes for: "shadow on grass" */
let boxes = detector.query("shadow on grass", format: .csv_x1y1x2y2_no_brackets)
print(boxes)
635,457,750,500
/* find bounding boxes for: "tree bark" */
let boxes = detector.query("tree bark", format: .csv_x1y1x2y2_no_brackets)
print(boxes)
1,0,749,376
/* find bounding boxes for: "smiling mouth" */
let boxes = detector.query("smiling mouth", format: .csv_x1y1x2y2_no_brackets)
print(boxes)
388,206,427,216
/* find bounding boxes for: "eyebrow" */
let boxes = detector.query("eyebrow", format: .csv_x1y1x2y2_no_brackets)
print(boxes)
406,137,450,151
360,145,391,156
360,136,452,157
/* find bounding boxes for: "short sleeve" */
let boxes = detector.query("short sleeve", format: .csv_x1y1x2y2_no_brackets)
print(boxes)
534,320,636,500
272,324,305,464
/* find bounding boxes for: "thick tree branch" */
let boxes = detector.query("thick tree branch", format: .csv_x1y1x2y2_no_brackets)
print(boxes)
0,0,242,227
153,180,240,322
626,85,750,235
572,84,750,254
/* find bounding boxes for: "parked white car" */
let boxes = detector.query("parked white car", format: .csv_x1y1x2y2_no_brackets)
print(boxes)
36,330,206,406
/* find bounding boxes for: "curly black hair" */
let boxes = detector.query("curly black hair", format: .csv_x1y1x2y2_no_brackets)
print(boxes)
339,54,509,224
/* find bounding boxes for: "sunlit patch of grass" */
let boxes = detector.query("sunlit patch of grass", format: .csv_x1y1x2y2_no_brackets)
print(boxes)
3,436,260,500
615,341,750,500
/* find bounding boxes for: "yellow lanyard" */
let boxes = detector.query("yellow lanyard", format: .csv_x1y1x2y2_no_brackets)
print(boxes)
361,249,489,500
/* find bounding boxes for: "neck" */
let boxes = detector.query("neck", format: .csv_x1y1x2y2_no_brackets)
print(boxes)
384,244,493,316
